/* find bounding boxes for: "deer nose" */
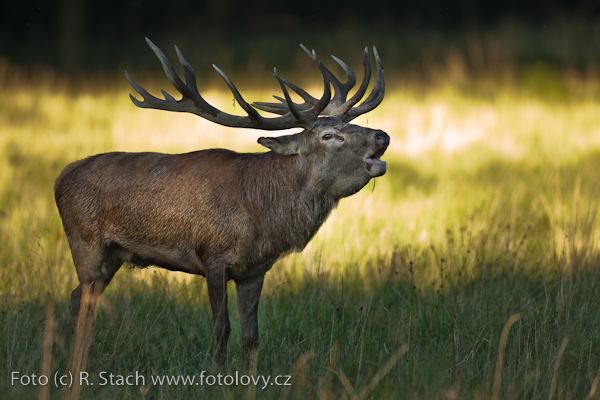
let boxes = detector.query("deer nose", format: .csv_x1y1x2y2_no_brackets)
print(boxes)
375,131,390,147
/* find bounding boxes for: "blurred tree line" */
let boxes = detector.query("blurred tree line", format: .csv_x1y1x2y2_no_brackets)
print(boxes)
1,0,599,75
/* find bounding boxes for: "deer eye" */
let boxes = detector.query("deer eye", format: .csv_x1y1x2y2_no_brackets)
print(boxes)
322,133,333,140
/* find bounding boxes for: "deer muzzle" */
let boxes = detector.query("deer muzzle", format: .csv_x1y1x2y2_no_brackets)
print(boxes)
365,131,390,177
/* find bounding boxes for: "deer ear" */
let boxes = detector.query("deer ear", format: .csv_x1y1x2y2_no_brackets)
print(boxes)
258,135,302,155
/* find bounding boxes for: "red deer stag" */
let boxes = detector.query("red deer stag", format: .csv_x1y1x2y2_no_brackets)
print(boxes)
54,38,389,362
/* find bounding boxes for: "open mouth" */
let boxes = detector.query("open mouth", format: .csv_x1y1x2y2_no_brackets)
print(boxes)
366,147,387,164
365,147,387,176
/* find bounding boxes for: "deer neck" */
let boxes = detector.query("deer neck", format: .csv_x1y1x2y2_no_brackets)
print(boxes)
241,152,338,251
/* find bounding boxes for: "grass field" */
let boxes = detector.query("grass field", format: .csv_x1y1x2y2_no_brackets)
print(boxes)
1,51,600,399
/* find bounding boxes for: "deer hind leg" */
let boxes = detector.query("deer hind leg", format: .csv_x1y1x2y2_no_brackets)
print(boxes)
67,241,122,337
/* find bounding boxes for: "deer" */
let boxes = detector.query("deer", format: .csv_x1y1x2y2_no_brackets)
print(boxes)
54,38,389,363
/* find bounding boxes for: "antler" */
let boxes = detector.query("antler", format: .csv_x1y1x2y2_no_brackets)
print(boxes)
252,45,385,122
125,38,332,131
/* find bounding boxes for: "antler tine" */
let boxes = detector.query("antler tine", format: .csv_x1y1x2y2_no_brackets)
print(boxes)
343,46,385,122
272,95,314,110
297,46,333,118
252,98,313,115
145,38,195,99
253,76,318,116
300,45,356,109
272,68,305,122
330,55,357,89
212,64,262,120
250,102,290,115
253,88,317,116
125,70,158,108
174,45,198,90
327,54,357,106
277,75,319,104
330,47,372,118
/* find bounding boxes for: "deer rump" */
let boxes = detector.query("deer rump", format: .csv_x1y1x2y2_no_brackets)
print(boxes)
55,39,389,363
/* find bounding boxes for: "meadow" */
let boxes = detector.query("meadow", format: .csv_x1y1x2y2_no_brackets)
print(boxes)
1,38,600,399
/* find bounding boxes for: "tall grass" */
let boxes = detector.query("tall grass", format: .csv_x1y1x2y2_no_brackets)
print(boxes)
1,47,600,399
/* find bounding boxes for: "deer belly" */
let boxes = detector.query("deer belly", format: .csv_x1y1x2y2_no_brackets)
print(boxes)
109,241,206,275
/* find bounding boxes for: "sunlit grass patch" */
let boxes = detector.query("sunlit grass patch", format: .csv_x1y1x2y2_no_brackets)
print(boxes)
1,60,600,398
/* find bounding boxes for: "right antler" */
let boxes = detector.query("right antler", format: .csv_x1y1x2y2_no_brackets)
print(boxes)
126,38,331,130
253,45,385,122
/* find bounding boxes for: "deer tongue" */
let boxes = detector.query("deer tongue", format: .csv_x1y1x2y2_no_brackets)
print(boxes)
365,157,387,177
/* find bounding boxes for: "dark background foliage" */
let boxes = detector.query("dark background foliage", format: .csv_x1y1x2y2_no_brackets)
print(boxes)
2,0,599,73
